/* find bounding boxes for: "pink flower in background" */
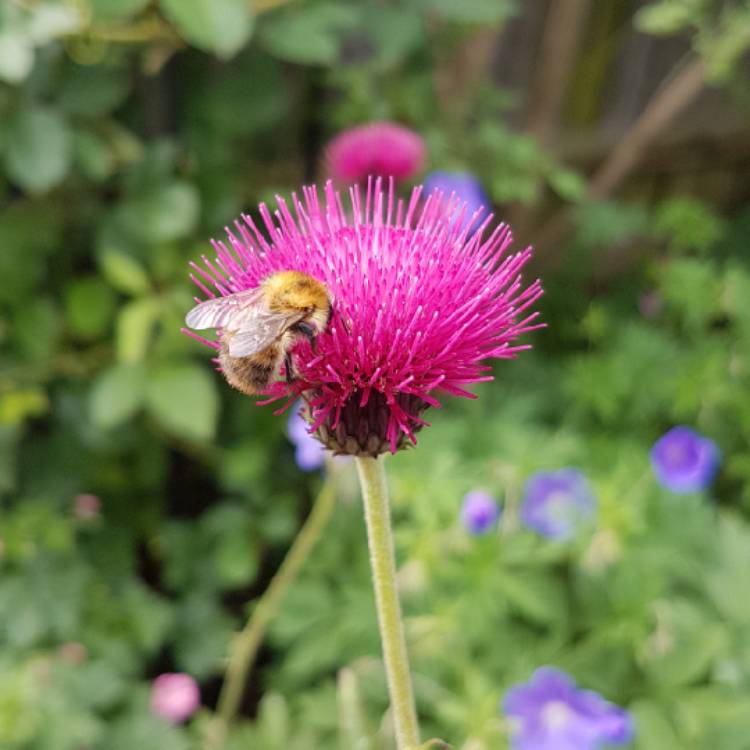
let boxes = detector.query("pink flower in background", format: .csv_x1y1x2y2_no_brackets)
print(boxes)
325,122,425,184
58,642,88,664
185,179,542,455
74,494,101,521
151,673,200,723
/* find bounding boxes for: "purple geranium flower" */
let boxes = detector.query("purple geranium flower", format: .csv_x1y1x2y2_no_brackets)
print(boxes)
423,171,489,232
503,667,634,750
650,426,720,493
287,406,325,471
520,469,596,540
461,490,500,535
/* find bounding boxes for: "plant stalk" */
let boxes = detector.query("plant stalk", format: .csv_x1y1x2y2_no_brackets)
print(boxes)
355,456,420,750
206,475,338,750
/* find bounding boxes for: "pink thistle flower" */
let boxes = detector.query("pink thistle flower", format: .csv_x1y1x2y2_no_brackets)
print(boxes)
325,122,425,184
184,178,543,455
150,673,200,724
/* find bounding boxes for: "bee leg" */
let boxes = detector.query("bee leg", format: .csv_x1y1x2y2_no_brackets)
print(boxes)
291,321,317,353
284,351,296,384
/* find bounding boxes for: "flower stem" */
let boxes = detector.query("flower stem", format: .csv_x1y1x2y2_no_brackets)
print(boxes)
354,456,420,750
205,475,338,750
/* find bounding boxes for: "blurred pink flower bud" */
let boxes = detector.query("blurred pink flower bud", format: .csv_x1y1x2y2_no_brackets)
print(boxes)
74,494,101,521
150,673,200,723
638,290,663,318
58,642,88,664
325,122,425,184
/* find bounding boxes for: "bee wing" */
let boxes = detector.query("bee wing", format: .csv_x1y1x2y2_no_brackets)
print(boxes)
227,309,299,357
185,288,264,331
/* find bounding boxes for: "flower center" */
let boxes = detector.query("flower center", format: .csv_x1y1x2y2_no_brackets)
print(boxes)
664,441,698,469
541,700,576,731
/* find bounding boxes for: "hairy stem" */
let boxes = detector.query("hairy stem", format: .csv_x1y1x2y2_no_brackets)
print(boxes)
355,456,420,750
206,475,338,750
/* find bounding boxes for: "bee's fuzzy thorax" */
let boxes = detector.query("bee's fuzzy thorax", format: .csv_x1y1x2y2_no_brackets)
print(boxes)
185,178,543,455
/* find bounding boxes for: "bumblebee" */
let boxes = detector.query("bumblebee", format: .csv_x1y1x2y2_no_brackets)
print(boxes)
185,270,332,395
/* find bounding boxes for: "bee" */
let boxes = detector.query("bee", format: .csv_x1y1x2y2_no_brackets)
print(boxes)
185,270,332,396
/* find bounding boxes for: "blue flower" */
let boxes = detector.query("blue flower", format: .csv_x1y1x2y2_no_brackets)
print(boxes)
650,426,720,493
423,171,489,231
520,469,596,540
460,490,500,535
503,667,634,750
287,407,325,472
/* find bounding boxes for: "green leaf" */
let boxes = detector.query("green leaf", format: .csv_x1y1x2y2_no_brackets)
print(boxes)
255,693,292,750
261,3,359,66
172,594,233,678
59,65,130,117
119,181,200,244
337,669,373,750
4,107,72,193
205,504,258,587
116,297,161,364
0,388,48,426
74,131,115,182
630,700,680,749
160,0,254,58
654,196,725,253
706,513,750,622
364,6,423,67
574,200,652,248
418,0,517,24
548,168,586,202
98,247,151,295
88,0,150,22
642,600,728,689
500,569,566,626
660,258,721,330
89,364,147,429
64,276,116,340
146,364,219,441
26,3,82,42
106,702,190,750
635,2,697,35
0,30,34,84
14,298,60,362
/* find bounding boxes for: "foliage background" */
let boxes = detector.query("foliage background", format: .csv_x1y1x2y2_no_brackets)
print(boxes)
1,0,750,748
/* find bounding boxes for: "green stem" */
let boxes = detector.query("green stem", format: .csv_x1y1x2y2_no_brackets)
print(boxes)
206,475,338,750
354,456,420,750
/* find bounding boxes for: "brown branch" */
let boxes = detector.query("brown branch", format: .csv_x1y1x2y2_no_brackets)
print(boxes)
531,56,706,264
509,0,591,238
525,0,592,144
588,57,705,198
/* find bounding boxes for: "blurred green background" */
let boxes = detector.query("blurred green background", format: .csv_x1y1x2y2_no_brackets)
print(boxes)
2,0,750,748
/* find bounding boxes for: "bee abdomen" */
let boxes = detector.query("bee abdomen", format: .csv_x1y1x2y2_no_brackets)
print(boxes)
219,344,280,396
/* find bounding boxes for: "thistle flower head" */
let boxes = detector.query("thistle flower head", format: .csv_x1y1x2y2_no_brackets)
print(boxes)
460,490,500,535
325,122,425,184
650,426,720,493
503,667,634,750
150,673,200,724
520,468,596,541
185,179,542,455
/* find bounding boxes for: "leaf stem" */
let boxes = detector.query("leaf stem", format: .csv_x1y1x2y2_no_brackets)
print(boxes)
355,456,420,750
205,474,338,750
